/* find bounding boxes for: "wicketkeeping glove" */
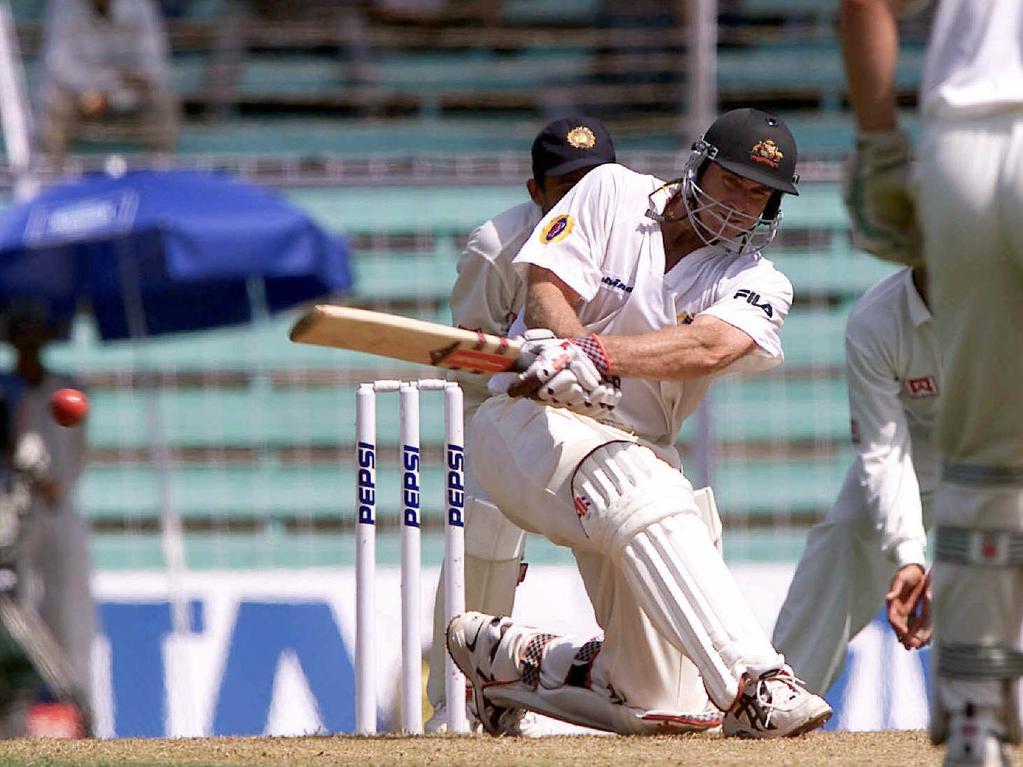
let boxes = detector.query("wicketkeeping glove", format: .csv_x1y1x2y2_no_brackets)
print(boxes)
842,129,922,266
495,329,622,415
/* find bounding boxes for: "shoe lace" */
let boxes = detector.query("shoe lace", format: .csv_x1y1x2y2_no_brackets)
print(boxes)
752,670,806,728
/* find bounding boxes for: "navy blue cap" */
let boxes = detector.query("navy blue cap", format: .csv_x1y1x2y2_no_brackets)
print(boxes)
531,117,616,182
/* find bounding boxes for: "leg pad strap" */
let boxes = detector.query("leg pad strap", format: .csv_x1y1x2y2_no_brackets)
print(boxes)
935,525,1023,567
939,643,1023,680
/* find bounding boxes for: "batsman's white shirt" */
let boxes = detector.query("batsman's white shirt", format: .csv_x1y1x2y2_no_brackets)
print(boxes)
772,268,939,694
510,163,793,447
449,200,537,415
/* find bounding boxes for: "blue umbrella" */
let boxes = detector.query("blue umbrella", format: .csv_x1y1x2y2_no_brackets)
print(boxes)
0,169,352,338
0,169,354,708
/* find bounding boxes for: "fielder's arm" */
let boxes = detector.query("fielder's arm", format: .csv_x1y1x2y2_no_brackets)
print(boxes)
845,328,927,569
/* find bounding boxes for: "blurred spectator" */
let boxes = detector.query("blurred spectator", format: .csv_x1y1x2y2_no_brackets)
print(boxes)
38,0,179,165
0,307,95,736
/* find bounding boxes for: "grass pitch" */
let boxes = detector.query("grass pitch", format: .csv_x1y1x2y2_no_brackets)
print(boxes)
0,731,1014,767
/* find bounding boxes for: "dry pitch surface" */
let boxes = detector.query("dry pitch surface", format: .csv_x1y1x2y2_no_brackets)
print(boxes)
1,731,1018,767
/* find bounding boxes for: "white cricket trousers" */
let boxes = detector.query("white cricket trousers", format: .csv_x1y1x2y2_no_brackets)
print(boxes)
915,111,1023,720
469,395,778,714
772,463,931,694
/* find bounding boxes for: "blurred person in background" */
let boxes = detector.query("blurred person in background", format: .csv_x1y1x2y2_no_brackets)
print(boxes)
425,117,617,735
773,261,937,694
38,0,179,165
0,306,95,736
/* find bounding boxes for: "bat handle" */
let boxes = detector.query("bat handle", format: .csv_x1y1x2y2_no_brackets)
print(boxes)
511,345,539,373
505,344,543,398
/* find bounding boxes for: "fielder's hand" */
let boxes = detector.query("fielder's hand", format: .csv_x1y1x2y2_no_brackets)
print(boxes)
886,563,931,650
499,329,621,415
842,129,922,266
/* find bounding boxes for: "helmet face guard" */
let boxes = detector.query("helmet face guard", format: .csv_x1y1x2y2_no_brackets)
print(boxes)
679,140,783,255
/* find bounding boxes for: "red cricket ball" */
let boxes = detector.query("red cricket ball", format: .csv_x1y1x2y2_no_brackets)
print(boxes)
50,388,89,427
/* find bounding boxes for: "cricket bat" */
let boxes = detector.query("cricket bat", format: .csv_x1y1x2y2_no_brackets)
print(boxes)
289,306,529,374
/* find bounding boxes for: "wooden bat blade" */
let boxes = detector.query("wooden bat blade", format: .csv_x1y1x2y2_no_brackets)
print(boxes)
289,305,526,374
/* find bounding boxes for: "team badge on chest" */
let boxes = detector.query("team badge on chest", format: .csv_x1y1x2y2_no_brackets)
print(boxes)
540,213,574,244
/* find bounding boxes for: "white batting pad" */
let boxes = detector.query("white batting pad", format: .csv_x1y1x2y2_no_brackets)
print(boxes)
570,442,781,709
621,514,783,709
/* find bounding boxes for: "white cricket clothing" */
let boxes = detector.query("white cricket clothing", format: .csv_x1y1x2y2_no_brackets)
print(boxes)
921,0,1023,121
472,396,760,714
9,372,95,704
845,268,938,568
469,163,800,717
772,268,939,694
449,200,537,414
511,163,793,446
914,2,1023,735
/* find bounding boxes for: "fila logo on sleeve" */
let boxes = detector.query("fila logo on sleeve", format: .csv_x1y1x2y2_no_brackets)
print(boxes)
734,288,774,317
905,376,939,398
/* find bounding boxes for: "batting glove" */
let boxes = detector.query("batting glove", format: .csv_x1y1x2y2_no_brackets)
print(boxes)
842,129,922,266
496,329,622,415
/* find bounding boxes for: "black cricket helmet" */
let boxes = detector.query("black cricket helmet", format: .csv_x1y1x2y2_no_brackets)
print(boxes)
681,108,799,253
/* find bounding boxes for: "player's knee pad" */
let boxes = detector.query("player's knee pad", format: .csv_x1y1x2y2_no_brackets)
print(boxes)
571,441,698,561
464,495,526,562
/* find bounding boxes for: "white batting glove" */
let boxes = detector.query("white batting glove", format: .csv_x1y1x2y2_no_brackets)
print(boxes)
499,329,621,415
842,129,922,266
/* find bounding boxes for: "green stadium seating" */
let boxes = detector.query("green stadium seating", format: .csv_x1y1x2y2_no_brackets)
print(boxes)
11,180,883,565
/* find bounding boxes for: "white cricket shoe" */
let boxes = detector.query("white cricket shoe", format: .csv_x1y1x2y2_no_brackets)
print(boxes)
446,611,537,737
943,707,1012,767
482,706,546,738
722,667,832,739
424,699,545,737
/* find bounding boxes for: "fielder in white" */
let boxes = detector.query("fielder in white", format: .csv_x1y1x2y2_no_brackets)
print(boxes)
0,309,95,736
842,1,1023,764
773,265,938,694
446,108,833,738
425,117,618,734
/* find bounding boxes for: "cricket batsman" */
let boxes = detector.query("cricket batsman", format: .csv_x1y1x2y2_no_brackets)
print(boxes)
446,108,833,737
